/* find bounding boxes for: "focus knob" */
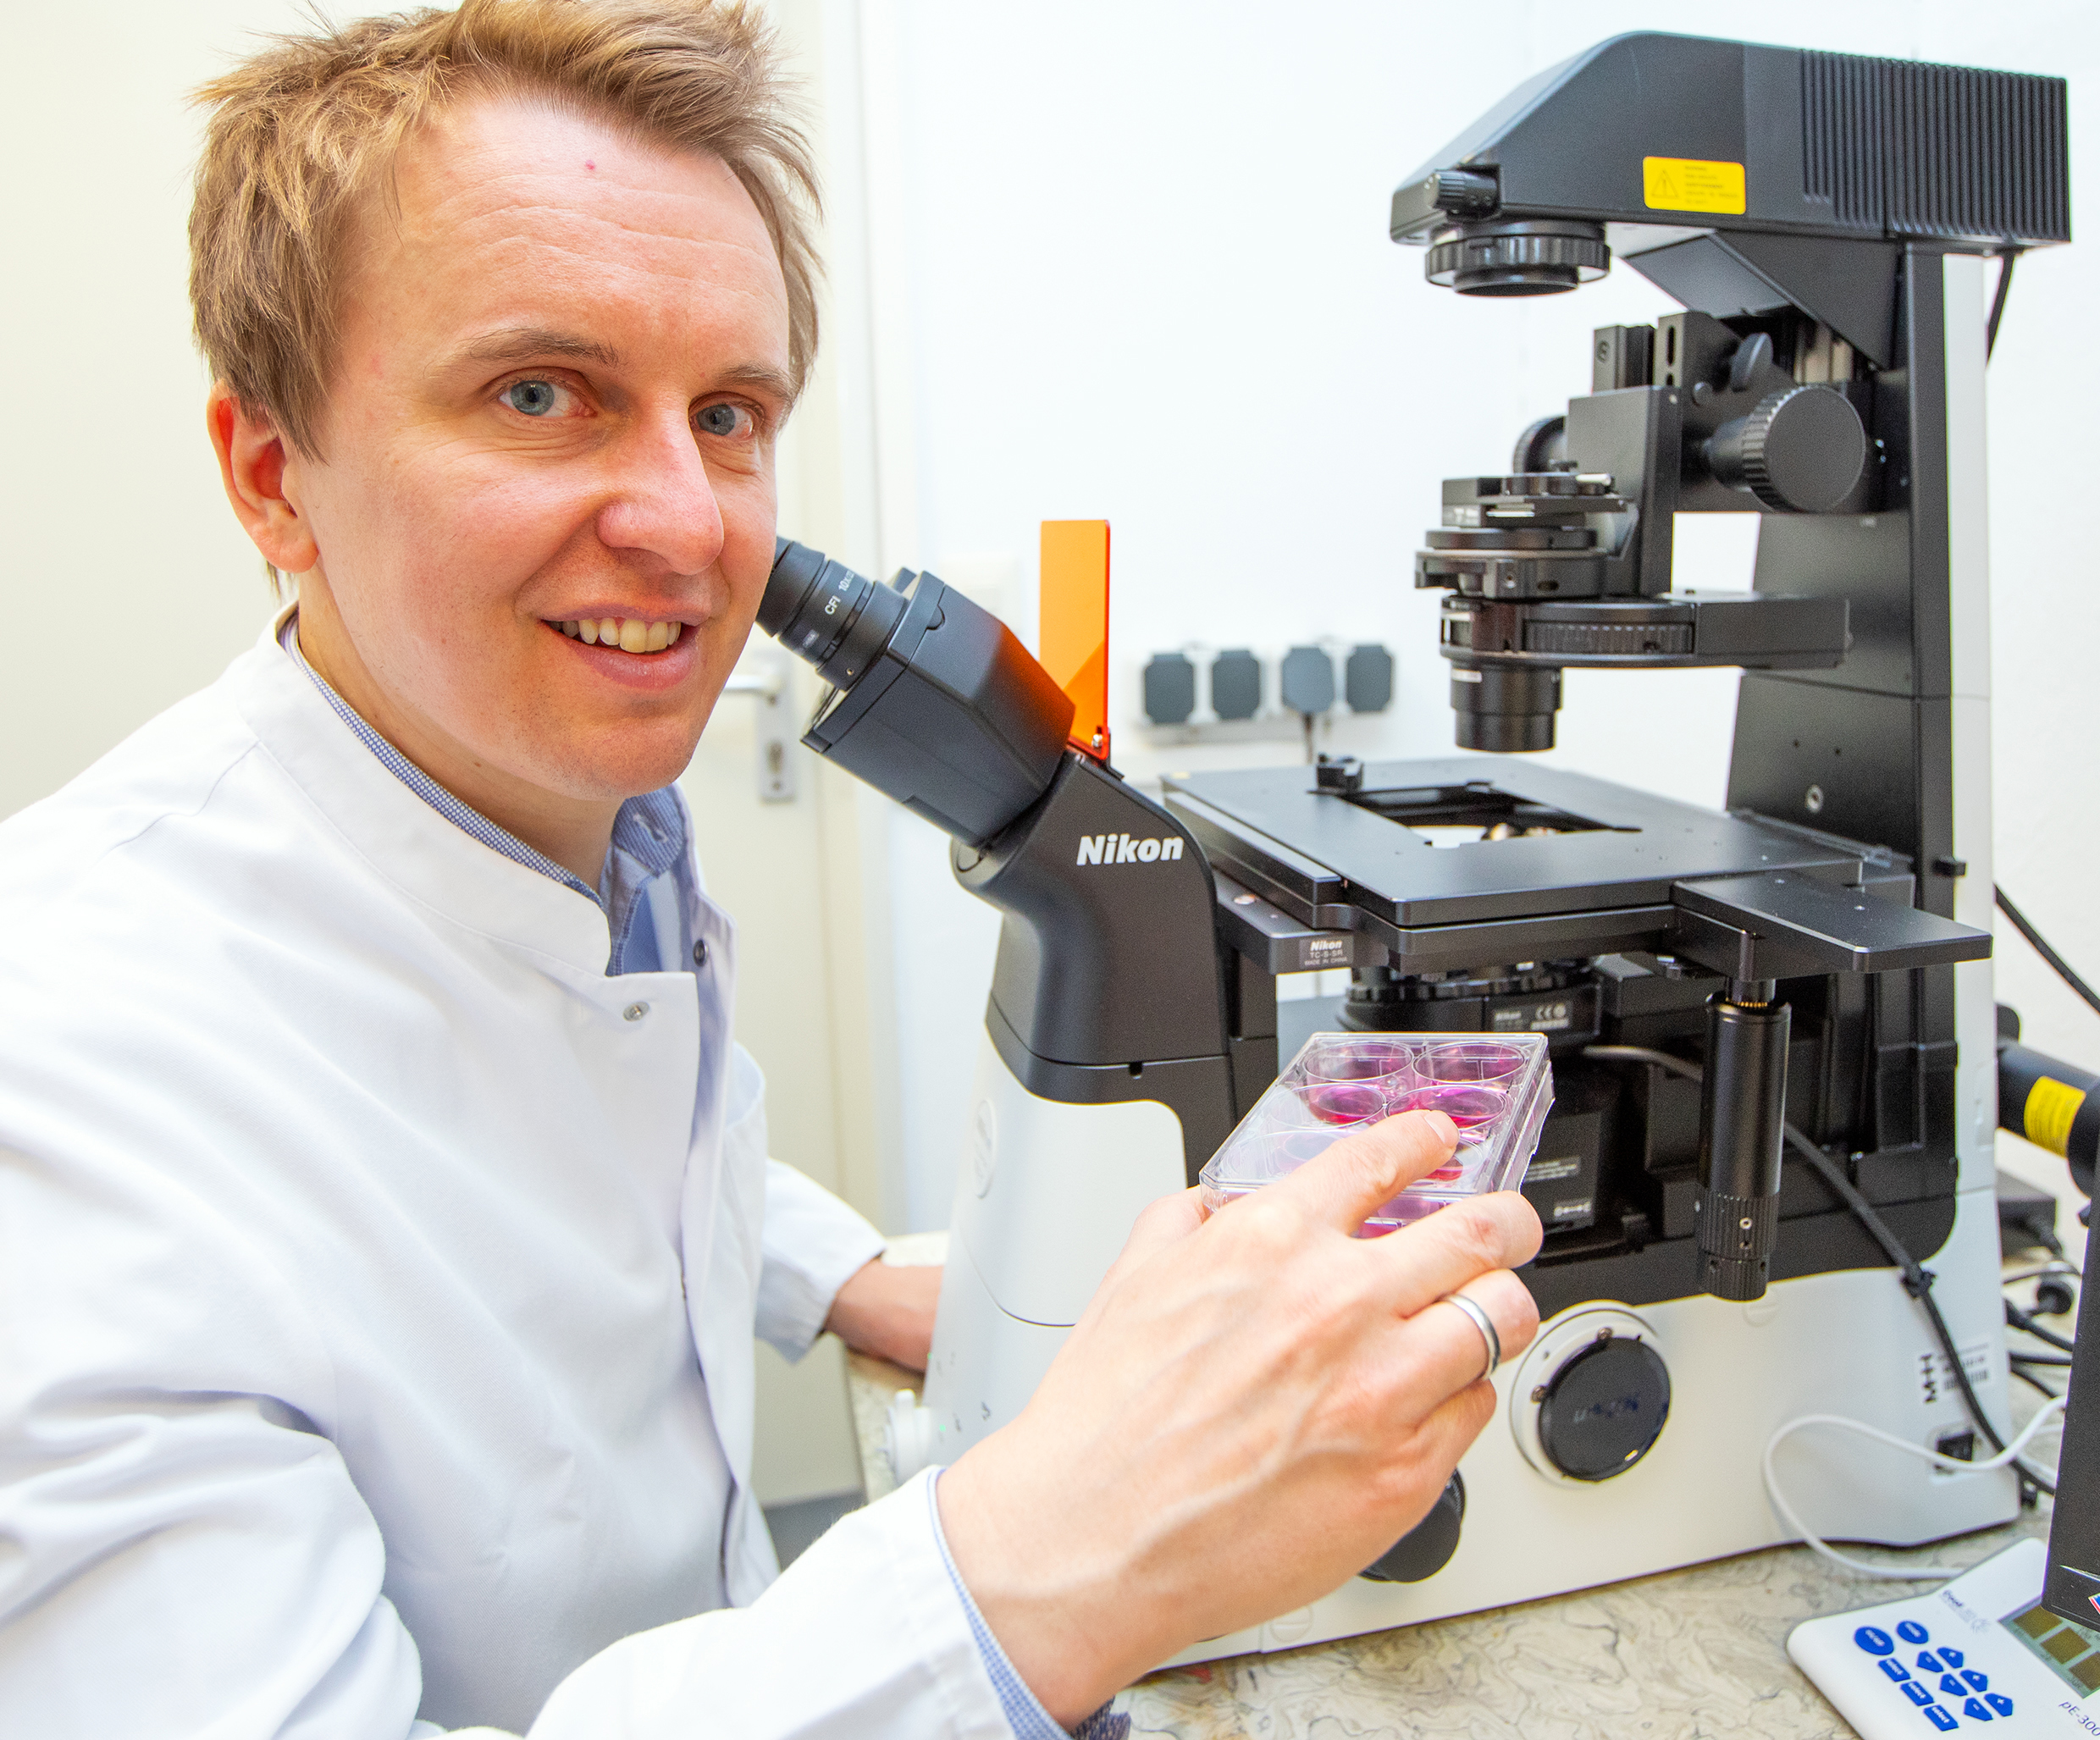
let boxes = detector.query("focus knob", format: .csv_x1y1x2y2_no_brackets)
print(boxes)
1361,1471,1465,1583
1538,1334,1671,1480
1703,384,1867,513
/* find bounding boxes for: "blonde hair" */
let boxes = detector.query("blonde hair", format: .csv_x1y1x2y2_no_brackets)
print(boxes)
189,0,820,458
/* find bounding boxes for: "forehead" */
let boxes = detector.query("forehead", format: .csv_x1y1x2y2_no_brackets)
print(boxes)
360,89,789,367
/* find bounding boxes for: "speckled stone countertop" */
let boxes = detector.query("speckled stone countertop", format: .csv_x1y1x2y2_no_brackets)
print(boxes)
851,1232,2059,1740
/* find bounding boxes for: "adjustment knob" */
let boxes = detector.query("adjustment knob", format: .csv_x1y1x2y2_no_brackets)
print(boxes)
1537,1334,1671,1480
1703,384,1867,513
1361,1471,1465,1583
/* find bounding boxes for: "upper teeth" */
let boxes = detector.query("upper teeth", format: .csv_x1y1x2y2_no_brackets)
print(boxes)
559,619,682,652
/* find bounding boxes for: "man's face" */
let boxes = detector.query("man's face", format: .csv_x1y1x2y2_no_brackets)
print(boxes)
284,92,793,806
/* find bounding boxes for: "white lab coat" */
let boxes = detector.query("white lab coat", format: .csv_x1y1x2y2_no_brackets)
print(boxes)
0,627,1024,1737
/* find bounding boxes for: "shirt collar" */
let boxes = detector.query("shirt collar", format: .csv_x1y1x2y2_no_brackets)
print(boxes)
275,610,690,977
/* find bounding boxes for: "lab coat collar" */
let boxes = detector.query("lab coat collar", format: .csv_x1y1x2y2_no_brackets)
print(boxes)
226,609,617,980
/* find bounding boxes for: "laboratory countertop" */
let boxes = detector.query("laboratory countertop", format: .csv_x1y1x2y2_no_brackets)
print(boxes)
848,1231,2059,1740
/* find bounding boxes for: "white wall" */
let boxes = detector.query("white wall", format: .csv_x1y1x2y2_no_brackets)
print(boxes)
1,2,318,820
860,0,2100,1226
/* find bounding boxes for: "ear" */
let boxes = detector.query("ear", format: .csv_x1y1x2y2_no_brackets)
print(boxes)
206,384,320,574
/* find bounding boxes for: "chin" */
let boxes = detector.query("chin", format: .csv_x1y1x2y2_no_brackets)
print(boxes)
545,732,706,804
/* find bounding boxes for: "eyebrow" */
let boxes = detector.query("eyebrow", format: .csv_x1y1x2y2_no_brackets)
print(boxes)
451,329,793,405
712,361,797,405
458,327,622,367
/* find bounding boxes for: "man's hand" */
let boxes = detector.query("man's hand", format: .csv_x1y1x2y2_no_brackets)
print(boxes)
824,1258,942,1372
935,1109,1542,1726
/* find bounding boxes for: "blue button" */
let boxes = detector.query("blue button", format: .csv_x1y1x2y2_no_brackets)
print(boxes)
1857,1627,1896,1655
1917,1651,1944,1673
1882,1660,1912,1682
1987,1693,2014,1717
1900,1621,1932,1644
1925,1709,1959,1732
1904,1682,1934,1706
1940,1648,1965,1669
1965,1697,1994,1721
1940,1675,1966,1696
1963,1670,1987,1693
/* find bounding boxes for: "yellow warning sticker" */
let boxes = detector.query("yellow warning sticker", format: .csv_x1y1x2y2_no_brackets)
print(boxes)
1642,157,1747,215
2025,1075,2086,1157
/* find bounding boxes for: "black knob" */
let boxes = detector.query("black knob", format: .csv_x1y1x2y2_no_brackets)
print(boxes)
1314,753,1364,795
1538,1334,1671,1480
1429,168,1499,217
1361,1472,1465,1583
1703,385,1867,513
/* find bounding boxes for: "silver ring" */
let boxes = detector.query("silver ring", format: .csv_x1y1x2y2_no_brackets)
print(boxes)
1440,1291,1501,1381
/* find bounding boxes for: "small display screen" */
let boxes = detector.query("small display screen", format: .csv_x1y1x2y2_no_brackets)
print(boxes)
2005,1599,2100,1696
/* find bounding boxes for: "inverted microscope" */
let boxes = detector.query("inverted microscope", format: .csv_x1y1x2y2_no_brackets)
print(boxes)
758,33,2074,1664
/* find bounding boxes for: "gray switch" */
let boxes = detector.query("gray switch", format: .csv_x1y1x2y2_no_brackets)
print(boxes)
1280,645,1335,716
1345,644,1395,713
1142,652,1196,725
1210,649,1262,721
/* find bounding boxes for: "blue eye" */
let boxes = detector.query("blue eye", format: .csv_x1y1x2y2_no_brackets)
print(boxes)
696,402,752,439
504,379,561,417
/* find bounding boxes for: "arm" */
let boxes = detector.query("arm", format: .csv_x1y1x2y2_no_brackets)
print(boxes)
756,1157,941,1373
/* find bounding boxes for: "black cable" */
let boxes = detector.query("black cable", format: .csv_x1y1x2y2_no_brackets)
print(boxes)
1996,886,2100,1020
1582,1044,2053,1498
1775,1124,2049,1495
1987,250,2019,360
2012,1352,2075,1367
2013,1366,2061,1400
2007,1299,2078,1354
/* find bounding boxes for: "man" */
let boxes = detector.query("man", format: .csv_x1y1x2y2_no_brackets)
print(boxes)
0,3,1541,1736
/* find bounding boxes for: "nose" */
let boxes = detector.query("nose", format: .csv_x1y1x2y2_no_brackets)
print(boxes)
593,406,726,577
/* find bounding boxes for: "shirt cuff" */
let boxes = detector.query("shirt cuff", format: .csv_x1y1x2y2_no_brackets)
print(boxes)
926,1471,1130,1740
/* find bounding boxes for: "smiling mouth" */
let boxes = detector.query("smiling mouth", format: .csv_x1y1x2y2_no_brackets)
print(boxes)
555,617,686,654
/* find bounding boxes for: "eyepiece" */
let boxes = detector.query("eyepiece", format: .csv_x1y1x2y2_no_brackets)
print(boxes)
762,537,909,688
757,538,1076,847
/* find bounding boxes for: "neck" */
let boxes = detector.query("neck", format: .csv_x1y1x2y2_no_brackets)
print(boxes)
293,579,619,887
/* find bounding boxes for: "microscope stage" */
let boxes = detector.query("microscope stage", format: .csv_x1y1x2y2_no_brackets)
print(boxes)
1163,758,1888,970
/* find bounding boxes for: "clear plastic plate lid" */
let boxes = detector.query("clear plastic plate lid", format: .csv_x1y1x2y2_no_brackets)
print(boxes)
1198,1031,1555,1232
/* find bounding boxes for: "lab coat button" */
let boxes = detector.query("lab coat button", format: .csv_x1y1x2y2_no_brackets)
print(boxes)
623,1002,649,1022
693,939,709,968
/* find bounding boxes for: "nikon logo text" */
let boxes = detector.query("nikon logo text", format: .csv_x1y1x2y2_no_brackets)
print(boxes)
1076,833,1184,866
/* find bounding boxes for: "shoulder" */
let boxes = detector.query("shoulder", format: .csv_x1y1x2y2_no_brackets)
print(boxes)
0,649,275,898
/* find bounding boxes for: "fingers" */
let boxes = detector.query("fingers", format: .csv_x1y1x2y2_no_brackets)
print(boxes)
1387,1268,1540,1401
1372,1189,1545,1318
1263,1109,1460,1233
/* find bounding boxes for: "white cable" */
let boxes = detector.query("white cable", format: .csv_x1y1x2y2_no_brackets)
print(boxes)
1762,1399,2066,1580
2002,1261,2080,1286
